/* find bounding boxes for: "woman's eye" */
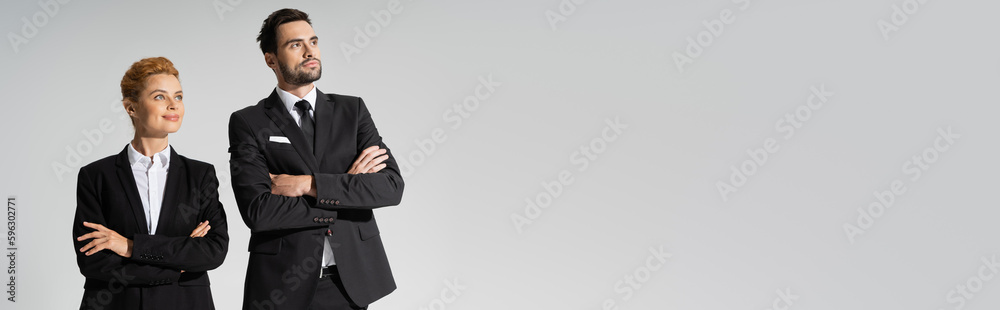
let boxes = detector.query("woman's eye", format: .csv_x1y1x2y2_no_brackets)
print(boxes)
175,96,183,101
154,95,164,100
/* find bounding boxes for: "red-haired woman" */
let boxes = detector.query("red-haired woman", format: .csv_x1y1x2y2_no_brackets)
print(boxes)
72,57,228,310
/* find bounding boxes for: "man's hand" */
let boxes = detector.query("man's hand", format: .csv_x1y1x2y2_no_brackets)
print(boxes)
268,146,386,198
270,173,317,197
347,145,388,175
77,222,133,258
189,221,210,238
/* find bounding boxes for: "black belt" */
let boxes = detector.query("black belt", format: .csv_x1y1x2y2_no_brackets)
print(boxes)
320,265,338,278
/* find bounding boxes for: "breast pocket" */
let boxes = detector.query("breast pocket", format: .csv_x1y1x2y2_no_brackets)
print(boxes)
266,141,297,152
265,142,310,175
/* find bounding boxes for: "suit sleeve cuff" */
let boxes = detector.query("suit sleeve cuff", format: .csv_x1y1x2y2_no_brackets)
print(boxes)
314,172,344,207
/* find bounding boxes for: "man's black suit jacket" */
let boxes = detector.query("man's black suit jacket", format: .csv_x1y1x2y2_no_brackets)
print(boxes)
228,88,404,309
73,146,229,310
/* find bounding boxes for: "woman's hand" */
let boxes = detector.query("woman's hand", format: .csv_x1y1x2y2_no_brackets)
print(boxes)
77,222,133,258
189,221,210,238
178,221,211,274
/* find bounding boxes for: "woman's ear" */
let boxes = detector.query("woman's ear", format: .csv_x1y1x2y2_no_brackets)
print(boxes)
122,99,136,116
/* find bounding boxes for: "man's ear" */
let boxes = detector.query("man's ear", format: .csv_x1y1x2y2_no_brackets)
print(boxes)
264,52,278,71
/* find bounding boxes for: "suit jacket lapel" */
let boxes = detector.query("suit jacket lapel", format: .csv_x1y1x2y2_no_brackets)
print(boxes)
156,147,184,234
114,146,149,235
313,88,338,161
262,89,319,172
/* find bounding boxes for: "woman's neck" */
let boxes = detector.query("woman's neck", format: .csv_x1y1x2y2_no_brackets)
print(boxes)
131,133,169,157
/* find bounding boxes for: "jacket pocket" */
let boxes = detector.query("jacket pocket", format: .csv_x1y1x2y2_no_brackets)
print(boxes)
266,141,296,152
358,220,380,241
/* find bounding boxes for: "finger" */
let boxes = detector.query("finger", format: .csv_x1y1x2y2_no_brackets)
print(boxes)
79,241,95,253
77,231,106,242
363,155,389,171
199,225,211,237
86,242,110,256
83,222,105,230
368,163,387,173
364,149,387,164
189,223,206,237
370,154,389,165
188,225,204,238
194,226,209,238
77,232,98,241
352,146,378,167
191,223,210,237
79,238,107,253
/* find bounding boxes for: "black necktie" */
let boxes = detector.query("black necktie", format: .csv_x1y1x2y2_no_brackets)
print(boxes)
294,100,314,152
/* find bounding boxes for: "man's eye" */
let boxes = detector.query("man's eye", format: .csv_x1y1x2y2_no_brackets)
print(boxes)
292,43,300,48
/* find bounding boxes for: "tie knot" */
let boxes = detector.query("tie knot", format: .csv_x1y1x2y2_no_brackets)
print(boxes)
294,100,312,112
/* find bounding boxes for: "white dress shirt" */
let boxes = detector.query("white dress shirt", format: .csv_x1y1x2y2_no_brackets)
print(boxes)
276,86,317,126
275,85,336,267
126,143,171,235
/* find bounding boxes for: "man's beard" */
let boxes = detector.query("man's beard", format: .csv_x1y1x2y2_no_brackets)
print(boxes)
278,58,322,86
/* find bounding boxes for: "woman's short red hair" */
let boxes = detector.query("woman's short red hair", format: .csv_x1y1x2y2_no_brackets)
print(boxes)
120,57,179,102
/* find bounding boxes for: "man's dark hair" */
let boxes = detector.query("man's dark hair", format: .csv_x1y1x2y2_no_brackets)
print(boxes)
257,8,311,55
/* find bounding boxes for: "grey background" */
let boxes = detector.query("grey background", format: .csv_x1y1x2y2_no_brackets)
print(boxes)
2,0,999,309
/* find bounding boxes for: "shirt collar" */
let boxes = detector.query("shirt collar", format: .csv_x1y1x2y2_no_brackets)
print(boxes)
126,143,171,169
275,84,318,114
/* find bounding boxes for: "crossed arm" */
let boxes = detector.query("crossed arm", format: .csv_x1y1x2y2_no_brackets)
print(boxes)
228,100,404,233
268,145,389,197
73,167,229,285
77,220,211,258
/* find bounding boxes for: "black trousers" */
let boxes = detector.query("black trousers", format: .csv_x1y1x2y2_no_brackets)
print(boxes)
307,266,367,310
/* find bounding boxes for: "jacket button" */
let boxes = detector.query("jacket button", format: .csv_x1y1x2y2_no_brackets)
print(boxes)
334,200,340,205
313,217,319,222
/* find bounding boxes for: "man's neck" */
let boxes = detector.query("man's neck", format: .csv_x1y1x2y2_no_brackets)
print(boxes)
277,82,315,99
